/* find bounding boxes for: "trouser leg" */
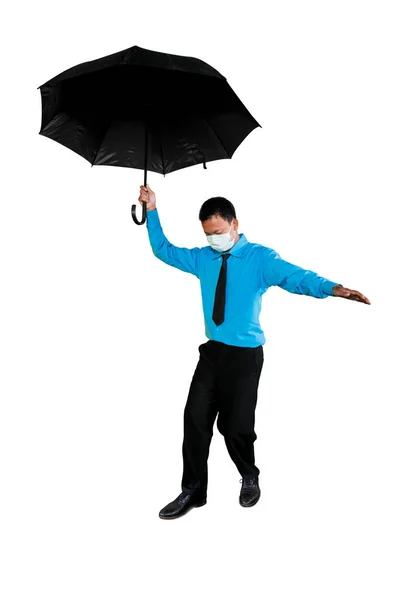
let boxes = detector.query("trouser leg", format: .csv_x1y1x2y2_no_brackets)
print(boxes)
216,344,264,477
181,342,219,496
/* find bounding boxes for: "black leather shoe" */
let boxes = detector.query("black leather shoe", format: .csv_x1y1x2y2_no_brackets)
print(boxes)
159,492,207,520
239,476,260,507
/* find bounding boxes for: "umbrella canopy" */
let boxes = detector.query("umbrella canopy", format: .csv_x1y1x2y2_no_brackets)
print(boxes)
38,45,261,224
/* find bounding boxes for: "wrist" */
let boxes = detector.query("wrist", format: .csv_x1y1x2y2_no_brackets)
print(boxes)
322,281,342,296
332,284,343,295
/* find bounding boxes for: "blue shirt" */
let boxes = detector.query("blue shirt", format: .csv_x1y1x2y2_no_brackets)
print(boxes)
146,208,341,348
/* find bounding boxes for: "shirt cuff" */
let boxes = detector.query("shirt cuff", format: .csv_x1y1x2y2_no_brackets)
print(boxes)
146,207,158,216
145,207,159,225
321,280,342,296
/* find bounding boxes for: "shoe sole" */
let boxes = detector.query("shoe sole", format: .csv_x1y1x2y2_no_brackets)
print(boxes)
159,499,207,520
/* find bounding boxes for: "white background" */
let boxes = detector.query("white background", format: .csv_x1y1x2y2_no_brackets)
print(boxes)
1,1,399,598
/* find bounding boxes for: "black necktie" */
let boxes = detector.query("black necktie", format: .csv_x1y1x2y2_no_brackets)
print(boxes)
212,253,231,326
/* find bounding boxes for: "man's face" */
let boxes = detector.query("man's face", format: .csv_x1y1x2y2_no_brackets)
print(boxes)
202,215,238,239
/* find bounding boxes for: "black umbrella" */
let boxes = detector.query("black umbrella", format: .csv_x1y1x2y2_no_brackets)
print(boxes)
37,45,261,225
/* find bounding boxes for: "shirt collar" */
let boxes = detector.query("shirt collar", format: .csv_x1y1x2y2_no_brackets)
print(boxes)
210,233,249,259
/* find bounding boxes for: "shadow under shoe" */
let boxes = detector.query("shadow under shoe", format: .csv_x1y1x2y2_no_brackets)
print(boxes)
239,476,261,507
159,491,207,520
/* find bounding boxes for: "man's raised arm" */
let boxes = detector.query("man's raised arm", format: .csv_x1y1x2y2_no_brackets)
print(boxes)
139,185,201,278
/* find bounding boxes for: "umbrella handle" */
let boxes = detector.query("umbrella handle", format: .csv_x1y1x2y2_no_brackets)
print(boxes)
131,197,147,225
131,167,147,224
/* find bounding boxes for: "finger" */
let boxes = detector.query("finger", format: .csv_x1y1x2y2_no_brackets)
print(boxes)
352,291,369,303
357,296,371,304
350,295,368,304
360,294,370,303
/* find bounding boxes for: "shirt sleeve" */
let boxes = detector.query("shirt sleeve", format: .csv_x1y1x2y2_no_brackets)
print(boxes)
260,247,342,298
145,208,201,278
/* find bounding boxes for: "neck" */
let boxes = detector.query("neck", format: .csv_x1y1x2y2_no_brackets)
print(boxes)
232,232,240,247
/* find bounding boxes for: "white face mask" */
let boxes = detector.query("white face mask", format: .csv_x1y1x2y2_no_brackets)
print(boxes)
206,226,236,252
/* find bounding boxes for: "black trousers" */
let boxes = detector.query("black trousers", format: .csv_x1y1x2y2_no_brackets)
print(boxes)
181,339,264,496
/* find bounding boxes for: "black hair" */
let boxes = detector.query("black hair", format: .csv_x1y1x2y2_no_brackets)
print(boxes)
198,196,237,224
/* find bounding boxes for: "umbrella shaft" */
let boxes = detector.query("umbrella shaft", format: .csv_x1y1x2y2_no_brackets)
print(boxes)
144,121,148,186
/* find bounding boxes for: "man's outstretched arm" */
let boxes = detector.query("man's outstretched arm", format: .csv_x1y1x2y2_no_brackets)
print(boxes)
260,248,371,304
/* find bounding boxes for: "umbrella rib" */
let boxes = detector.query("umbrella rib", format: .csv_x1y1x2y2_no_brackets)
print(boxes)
91,122,110,166
204,117,231,159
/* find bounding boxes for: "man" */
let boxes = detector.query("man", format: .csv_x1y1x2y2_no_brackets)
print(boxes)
138,184,371,520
